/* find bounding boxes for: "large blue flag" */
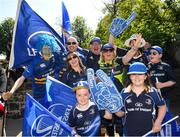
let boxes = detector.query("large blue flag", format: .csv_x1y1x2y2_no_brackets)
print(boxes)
61,1,72,44
45,76,77,128
23,93,76,136
9,0,65,69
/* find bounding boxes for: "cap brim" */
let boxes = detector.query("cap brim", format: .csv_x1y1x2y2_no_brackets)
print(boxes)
73,86,89,92
125,38,146,47
127,71,147,75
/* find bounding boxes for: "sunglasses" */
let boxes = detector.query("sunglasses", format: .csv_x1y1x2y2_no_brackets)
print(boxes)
67,42,77,45
103,48,114,52
67,55,78,61
150,51,158,55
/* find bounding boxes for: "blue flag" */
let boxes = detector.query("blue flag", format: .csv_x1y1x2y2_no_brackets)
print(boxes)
61,1,72,44
44,76,77,135
9,0,65,69
23,93,76,136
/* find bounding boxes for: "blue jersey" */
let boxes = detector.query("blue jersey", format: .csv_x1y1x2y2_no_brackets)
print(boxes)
68,101,101,136
23,53,60,103
148,62,176,99
120,87,165,136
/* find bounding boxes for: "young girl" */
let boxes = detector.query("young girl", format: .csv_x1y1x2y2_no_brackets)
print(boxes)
116,62,166,136
68,81,112,136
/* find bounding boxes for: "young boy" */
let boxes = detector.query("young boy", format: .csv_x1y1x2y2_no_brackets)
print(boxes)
68,81,112,136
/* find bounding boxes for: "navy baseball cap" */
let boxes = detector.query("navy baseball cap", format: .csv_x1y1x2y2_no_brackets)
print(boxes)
89,37,102,45
127,62,148,75
150,45,163,54
73,81,89,91
101,43,114,51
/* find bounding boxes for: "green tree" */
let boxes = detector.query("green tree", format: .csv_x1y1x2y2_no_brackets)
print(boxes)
71,16,94,48
96,0,180,52
0,18,15,54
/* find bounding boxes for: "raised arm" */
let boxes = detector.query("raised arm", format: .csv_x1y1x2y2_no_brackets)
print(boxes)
2,75,25,100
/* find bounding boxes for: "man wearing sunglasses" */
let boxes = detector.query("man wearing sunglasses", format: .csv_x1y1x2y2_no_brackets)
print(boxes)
148,45,176,110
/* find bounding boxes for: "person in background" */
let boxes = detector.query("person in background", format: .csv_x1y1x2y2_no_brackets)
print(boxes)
148,45,176,110
68,81,112,136
98,43,124,137
60,52,87,88
116,62,166,136
2,34,62,105
86,37,102,71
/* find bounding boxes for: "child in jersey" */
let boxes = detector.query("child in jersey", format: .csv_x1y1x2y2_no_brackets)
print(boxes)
68,81,112,136
115,62,166,136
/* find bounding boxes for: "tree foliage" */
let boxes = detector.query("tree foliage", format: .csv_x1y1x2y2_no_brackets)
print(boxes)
71,16,94,48
0,18,15,54
96,0,180,51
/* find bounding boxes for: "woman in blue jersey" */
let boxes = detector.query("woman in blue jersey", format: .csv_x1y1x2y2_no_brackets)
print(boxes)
115,62,166,136
68,81,112,136
60,52,87,88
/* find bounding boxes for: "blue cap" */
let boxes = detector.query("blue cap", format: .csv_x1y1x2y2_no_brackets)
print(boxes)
101,43,114,51
73,81,89,91
90,37,102,44
151,45,163,54
127,62,148,75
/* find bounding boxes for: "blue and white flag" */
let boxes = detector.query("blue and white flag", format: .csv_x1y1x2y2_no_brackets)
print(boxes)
9,0,65,69
23,93,76,136
61,1,72,44
45,76,77,123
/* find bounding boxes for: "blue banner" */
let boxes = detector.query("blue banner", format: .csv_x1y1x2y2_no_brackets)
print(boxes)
23,93,76,136
45,76,77,131
9,0,65,69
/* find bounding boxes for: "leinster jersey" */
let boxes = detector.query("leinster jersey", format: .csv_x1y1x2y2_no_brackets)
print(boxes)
68,101,101,136
120,86,165,136
23,53,60,102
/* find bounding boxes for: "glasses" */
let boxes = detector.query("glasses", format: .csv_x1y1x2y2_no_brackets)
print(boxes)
103,48,114,52
67,42,77,45
67,55,78,61
150,51,158,55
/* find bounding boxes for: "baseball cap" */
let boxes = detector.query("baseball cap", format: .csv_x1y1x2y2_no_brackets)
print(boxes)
73,81,89,91
89,37,102,45
150,45,163,54
127,62,148,75
124,34,146,47
101,43,114,51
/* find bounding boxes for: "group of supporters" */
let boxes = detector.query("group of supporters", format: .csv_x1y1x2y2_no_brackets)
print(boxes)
2,33,176,136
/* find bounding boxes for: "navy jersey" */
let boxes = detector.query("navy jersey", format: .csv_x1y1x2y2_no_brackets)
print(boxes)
120,87,165,136
68,101,101,136
128,53,149,66
86,51,100,71
61,69,87,88
23,53,60,102
148,62,176,99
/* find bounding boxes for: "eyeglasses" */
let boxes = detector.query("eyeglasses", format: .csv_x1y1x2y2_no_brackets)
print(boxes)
103,48,114,52
67,55,78,61
67,42,77,45
150,51,158,55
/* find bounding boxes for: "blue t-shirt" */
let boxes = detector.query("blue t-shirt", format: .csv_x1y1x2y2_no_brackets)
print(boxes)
120,87,165,136
68,101,101,136
23,53,60,102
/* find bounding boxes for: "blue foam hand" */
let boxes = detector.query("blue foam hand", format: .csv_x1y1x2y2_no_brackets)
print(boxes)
96,69,123,113
87,68,124,113
109,11,137,38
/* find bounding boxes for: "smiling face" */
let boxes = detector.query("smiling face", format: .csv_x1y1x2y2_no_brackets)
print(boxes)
149,49,162,63
102,48,115,62
90,42,101,55
67,53,79,68
66,37,78,52
76,88,90,107
130,74,147,87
